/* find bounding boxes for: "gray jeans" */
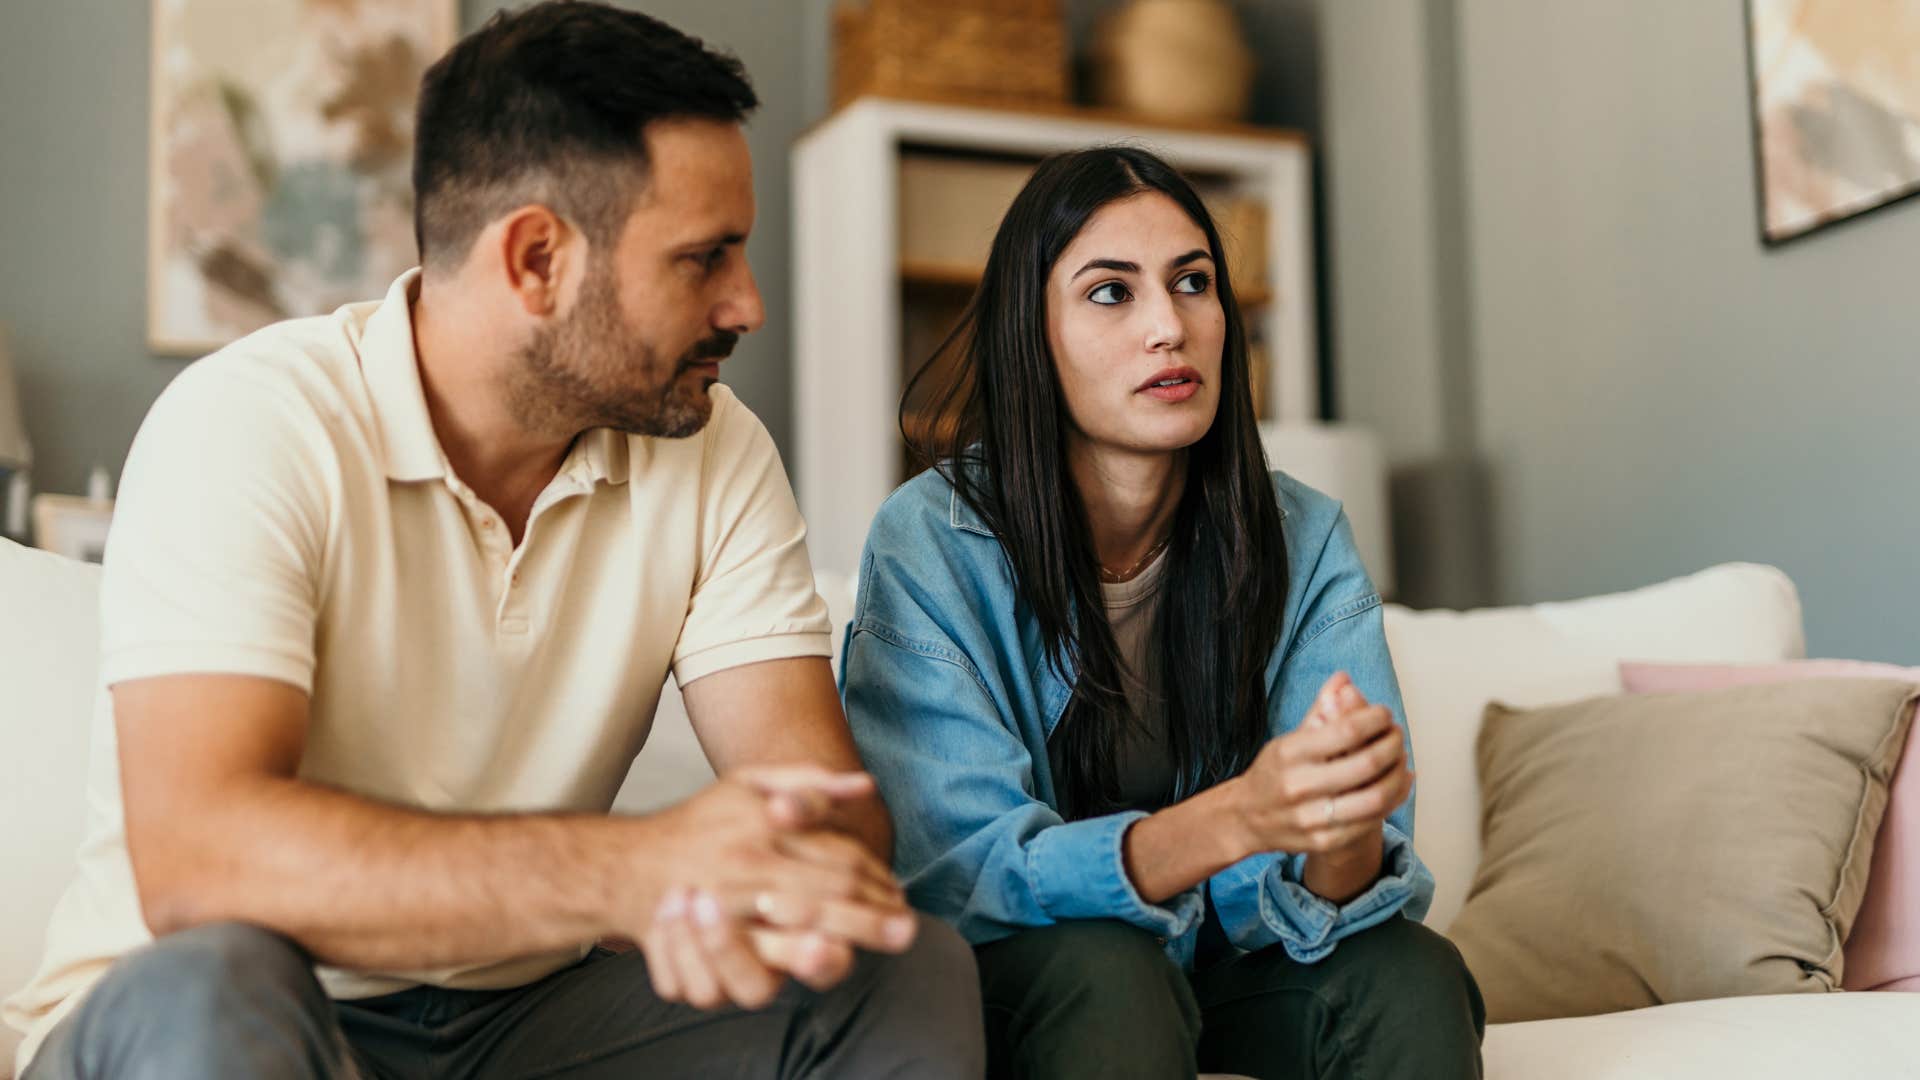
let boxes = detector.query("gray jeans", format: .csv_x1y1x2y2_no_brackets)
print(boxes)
26,919,984,1079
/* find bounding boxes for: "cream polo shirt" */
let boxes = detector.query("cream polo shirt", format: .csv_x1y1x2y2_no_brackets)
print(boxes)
3,270,832,1070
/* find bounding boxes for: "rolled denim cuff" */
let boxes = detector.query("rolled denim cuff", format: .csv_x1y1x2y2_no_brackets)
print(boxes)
1026,811,1205,938
1211,823,1429,963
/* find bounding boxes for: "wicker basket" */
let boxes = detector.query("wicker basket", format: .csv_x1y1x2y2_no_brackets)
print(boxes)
1088,0,1255,122
832,0,1069,110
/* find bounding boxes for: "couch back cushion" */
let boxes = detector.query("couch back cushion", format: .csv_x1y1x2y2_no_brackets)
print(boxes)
0,541,101,1069
1621,659,1920,992
1384,563,1806,930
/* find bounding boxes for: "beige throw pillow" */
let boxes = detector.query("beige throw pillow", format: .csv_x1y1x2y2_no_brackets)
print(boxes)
1448,678,1917,1023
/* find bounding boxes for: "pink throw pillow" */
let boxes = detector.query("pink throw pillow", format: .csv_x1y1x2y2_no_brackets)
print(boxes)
1620,660,1920,992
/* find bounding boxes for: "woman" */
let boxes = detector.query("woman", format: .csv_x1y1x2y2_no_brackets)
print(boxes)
838,147,1484,1079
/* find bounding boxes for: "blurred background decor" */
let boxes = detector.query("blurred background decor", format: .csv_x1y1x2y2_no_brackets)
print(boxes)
831,0,1068,110
0,324,31,542
1087,0,1256,123
1747,0,1920,244
146,0,457,353
29,495,114,565
1257,421,1394,597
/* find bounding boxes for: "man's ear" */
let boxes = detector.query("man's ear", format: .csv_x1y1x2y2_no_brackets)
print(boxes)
494,205,581,317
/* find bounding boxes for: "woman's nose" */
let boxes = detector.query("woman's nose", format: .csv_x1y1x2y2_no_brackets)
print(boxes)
1143,290,1186,353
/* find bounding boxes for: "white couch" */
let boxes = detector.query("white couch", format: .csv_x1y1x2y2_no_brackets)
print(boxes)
3,539,1916,1078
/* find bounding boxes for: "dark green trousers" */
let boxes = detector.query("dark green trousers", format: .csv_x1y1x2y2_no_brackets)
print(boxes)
975,916,1485,1080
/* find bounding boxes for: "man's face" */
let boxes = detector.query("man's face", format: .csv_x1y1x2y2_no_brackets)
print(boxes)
515,119,763,439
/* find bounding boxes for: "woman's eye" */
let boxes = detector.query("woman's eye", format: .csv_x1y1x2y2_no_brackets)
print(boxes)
1173,270,1211,295
1088,282,1130,305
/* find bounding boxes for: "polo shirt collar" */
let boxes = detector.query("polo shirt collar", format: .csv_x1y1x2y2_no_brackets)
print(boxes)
360,270,633,490
568,427,632,488
361,269,448,483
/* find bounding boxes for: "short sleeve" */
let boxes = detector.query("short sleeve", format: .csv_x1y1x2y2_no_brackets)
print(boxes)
671,392,831,685
99,360,333,693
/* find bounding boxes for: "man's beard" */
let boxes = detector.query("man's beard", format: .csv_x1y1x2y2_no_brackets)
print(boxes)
512,269,738,440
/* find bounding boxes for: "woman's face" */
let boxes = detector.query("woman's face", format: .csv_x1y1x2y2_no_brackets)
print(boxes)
1046,191,1225,459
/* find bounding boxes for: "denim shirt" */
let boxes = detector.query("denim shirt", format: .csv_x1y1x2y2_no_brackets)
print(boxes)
838,466,1434,970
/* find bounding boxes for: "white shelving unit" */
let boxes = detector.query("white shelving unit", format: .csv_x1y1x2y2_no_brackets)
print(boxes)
792,96,1318,573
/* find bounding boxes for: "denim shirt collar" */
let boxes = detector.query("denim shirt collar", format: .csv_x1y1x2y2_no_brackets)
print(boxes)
948,487,996,537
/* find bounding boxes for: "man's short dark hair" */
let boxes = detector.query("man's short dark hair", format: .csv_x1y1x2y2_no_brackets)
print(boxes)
412,1,758,269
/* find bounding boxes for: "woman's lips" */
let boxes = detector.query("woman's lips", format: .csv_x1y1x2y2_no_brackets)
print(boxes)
1137,366,1203,402
1141,381,1200,402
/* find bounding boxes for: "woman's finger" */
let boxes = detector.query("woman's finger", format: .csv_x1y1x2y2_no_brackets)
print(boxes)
1321,764,1415,829
1281,727,1406,803
1305,671,1352,727
1277,704,1396,763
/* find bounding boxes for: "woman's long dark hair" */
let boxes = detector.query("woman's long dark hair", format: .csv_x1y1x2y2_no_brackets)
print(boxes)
902,146,1289,818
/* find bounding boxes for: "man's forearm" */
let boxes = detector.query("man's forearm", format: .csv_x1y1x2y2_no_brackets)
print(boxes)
134,775,655,972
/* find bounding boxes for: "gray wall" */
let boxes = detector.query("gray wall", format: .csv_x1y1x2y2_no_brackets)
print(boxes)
0,2,181,500
1460,1,1920,661
1326,0,1920,661
0,0,806,499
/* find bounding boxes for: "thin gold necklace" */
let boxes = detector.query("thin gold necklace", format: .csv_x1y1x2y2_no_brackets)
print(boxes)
1098,535,1171,584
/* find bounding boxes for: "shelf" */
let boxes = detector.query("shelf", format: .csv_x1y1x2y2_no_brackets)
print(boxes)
813,92,1309,149
899,259,985,290
900,258,1274,310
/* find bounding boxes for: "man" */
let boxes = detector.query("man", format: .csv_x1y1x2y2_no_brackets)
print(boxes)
3,3,983,1076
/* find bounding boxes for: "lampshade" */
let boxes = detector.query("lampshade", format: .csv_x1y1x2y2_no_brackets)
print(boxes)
1257,422,1394,597
0,323,31,470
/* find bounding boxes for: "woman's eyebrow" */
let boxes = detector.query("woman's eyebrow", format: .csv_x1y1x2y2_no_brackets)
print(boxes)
1069,248,1213,282
1070,257,1139,282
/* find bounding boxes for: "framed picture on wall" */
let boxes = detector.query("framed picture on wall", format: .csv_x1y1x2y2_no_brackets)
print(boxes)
147,0,458,354
1745,0,1920,245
